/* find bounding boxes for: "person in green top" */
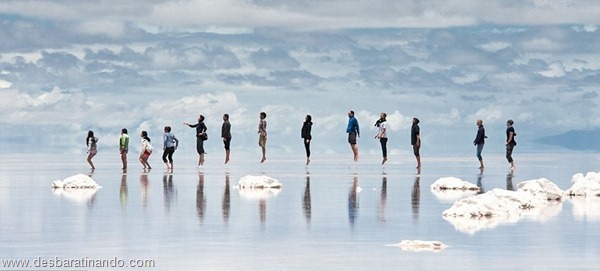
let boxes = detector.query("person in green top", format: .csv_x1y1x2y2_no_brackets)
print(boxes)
119,128,129,170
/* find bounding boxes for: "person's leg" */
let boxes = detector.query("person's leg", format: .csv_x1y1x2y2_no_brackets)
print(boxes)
506,144,515,170
413,145,421,168
87,150,96,169
224,138,231,164
121,150,127,169
381,138,388,164
304,140,311,165
351,144,359,162
477,144,484,168
198,139,205,166
260,136,267,163
163,149,170,169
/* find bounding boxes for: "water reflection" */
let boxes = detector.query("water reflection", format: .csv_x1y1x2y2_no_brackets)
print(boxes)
259,199,267,226
477,173,485,194
222,173,231,225
140,171,149,208
348,174,359,228
412,176,420,220
120,173,128,209
163,174,176,214
378,174,387,223
303,173,311,225
506,172,514,191
197,173,206,224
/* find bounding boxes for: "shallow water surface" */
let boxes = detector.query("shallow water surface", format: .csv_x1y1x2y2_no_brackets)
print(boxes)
1,152,599,270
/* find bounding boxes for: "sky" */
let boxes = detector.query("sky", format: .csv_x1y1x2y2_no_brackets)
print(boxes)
1,0,600,158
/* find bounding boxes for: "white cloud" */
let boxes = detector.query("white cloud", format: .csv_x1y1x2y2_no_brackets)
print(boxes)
538,62,566,77
0,79,12,89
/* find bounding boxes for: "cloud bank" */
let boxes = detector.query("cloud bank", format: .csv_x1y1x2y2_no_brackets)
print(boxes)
1,1,599,157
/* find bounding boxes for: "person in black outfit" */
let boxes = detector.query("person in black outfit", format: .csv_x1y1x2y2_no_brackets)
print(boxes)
505,119,517,170
301,115,312,166
473,119,486,169
184,115,208,166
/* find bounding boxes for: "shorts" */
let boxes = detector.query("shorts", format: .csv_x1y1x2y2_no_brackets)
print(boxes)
258,135,267,147
120,149,128,155
348,132,357,145
88,149,97,156
196,139,205,154
223,137,231,150
412,144,420,156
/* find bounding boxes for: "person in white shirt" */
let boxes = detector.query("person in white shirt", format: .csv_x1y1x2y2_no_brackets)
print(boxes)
375,112,388,165
139,131,153,170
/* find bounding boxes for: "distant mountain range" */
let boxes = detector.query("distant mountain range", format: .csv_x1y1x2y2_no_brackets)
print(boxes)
536,129,600,151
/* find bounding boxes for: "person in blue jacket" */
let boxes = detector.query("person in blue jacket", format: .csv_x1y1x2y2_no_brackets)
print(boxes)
346,111,360,162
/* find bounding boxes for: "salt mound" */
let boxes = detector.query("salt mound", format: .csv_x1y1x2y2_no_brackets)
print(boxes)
386,240,448,252
430,177,480,191
442,178,564,234
51,174,102,189
517,178,564,201
565,172,600,197
238,175,282,189
237,175,282,200
430,177,480,202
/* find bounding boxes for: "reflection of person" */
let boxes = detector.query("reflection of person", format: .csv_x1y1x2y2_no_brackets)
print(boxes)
140,172,149,208
197,173,206,223
505,119,517,170
86,130,98,170
222,174,231,224
119,128,129,170
183,115,208,166
375,113,388,165
120,173,128,208
163,174,175,213
221,114,232,164
348,174,359,227
139,131,152,169
411,118,421,169
301,115,312,166
346,111,360,162
473,119,486,169
378,174,387,223
303,174,311,224
162,126,179,171
258,112,267,163
411,176,420,219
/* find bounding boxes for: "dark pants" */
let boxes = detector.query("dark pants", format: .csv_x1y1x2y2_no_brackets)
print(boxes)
506,143,515,163
196,139,205,154
380,138,388,158
163,146,175,163
304,139,311,157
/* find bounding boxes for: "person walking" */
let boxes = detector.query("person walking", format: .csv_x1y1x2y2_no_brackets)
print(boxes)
375,112,388,165
473,119,486,169
139,131,153,170
119,128,129,170
221,113,232,164
162,126,179,172
505,119,517,170
183,115,208,166
86,130,98,170
346,111,360,162
301,115,312,166
258,112,267,163
411,118,421,169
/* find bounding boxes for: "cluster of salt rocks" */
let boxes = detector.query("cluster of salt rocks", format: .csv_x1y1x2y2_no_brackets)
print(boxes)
434,173,600,234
